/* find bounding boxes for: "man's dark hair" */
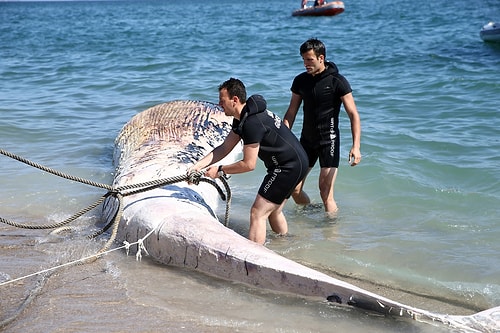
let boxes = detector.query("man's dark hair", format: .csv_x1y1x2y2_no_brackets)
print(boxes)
300,38,326,59
219,78,247,102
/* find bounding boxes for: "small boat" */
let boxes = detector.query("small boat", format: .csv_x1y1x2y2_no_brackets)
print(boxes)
292,0,344,17
103,100,500,332
480,21,500,42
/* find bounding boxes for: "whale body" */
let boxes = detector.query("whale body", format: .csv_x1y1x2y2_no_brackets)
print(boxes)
103,100,500,332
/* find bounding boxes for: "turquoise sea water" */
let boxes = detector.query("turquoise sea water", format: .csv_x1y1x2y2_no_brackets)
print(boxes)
1,0,499,332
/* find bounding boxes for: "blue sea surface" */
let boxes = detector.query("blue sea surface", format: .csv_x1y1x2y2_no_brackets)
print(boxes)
1,0,499,332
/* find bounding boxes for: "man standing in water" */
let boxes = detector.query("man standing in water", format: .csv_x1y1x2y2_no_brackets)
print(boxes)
284,38,362,216
189,78,308,245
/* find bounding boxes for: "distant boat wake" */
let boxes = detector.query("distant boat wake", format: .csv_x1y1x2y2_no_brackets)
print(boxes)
102,100,500,332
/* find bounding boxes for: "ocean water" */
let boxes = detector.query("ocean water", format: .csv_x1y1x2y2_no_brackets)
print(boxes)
1,0,499,332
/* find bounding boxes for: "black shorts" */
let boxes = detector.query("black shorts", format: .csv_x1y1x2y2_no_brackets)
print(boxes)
301,136,340,168
258,165,308,205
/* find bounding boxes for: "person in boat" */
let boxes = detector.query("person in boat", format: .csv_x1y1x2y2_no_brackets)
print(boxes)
314,0,324,6
283,38,362,217
188,78,308,245
302,0,307,8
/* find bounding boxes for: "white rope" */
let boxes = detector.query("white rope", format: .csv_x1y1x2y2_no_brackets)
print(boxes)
0,228,158,287
123,228,155,261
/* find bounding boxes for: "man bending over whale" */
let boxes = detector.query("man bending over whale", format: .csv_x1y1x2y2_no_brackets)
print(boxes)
188,78,308,245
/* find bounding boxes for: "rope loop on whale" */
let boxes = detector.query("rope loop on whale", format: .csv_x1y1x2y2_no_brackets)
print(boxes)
0,148,233,261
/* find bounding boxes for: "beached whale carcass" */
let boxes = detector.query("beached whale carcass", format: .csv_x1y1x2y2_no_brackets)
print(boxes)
102,100,500,332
